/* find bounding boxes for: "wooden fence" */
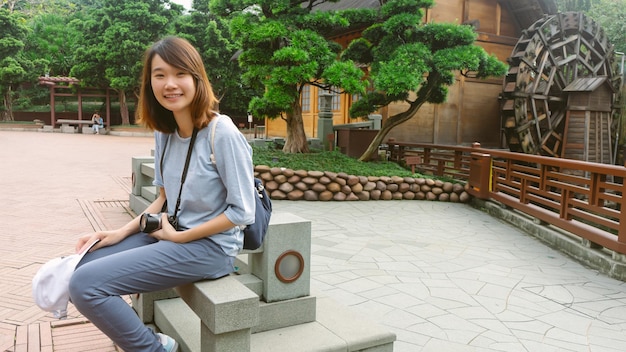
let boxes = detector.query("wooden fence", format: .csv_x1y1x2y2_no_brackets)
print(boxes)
387,140,626,255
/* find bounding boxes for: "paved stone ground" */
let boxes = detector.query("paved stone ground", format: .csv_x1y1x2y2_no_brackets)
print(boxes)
2,130,626,351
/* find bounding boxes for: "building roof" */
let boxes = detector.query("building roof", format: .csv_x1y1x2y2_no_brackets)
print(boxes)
312,0,380,11
38,76,80,86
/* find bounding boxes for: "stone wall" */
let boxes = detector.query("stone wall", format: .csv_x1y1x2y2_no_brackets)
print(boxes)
254,165,471,202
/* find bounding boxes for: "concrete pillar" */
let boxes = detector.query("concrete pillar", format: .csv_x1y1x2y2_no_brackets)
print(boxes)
368,114,382,130
317,92,334,150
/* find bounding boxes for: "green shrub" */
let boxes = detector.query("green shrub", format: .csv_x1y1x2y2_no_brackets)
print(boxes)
252,146,420,177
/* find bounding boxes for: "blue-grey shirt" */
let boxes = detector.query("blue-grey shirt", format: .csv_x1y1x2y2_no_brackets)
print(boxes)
153,115,255,257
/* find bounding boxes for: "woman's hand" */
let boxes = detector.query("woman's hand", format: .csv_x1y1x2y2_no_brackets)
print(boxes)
147,213,237,243
75,230,125,254
148,213,185,243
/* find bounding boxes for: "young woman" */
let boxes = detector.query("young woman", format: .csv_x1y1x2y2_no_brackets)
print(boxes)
69,37,256,352
91,112,103,134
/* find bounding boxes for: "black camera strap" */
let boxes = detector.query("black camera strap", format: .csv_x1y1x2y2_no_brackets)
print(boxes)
160,128,198,221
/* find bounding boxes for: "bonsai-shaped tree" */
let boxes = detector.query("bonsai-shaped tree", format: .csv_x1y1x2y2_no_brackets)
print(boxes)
210,0,367,153
341,0,508,160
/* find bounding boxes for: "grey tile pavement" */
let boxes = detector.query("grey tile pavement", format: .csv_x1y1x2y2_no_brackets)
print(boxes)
2,130,626,351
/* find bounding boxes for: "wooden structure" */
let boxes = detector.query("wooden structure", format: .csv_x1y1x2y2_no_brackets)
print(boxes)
263,0,558,149
562,77,616,163
38,76,112,128
500,12,621,163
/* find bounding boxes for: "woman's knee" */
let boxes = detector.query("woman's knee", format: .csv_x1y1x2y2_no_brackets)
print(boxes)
68,265,97,307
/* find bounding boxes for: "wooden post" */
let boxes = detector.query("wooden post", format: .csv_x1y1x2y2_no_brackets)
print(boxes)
468,152,492,199
50,85,56,127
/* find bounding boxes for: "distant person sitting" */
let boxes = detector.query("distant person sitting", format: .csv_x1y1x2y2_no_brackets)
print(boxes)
91,112,104,134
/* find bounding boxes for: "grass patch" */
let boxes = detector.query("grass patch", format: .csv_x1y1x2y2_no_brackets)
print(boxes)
253,147,422,178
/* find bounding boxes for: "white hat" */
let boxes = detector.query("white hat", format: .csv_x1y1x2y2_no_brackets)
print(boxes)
32,239,99,319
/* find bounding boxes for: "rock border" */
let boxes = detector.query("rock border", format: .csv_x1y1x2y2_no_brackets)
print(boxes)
255,165,471,202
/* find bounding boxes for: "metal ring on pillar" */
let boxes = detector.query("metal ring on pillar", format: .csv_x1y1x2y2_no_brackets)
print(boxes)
274,250,305,283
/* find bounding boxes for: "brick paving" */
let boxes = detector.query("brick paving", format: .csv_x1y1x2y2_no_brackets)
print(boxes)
1,131,153,352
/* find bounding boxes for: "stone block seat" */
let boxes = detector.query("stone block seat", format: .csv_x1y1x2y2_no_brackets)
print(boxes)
129,156,396,352
81,125,108,134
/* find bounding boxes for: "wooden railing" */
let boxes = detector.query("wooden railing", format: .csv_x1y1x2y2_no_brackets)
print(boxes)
387,140,475,180
387,140,626,255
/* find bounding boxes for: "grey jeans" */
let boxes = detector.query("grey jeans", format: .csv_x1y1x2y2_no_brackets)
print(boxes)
69,233,234,352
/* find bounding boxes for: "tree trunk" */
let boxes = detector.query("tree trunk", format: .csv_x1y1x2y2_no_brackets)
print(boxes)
118,89,130,125
2,88,14,122
358,109,415,161
358,77,440,161
283,102,310,153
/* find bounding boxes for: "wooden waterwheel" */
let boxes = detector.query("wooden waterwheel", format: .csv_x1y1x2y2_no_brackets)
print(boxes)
501,12,621,162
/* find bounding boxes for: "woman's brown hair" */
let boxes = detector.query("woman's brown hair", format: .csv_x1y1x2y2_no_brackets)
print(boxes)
136,36,219,133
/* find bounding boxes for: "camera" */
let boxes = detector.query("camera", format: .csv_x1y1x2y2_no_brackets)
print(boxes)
139,213,178,233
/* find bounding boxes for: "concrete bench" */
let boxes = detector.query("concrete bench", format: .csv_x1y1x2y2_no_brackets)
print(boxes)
129,155,396,352
56,119,107,134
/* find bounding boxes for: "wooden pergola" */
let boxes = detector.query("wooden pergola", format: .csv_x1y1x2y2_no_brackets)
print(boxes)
38,76,112,128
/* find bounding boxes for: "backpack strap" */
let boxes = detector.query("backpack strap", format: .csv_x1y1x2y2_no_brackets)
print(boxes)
209,115,222,165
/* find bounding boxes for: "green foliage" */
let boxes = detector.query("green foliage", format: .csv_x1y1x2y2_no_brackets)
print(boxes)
382,12,422,35
5,0,256,118
341,0,508,118
433,46,483,73
248,95,287,118
211,0,368,153
587,0,626,54
556,0,591,11
413,23,477,50
339,7,379,28
12,85,49,109
374,43,429,95
349,91,393,117
69,0,179,90
340,38,372,64
172,6,260,117
381,0,432,16
251,21,289,44
298,10,349,34
24,13,79,76
322,61,367,95
0,57,26,83
0,8,45,119
253,146,418,177
229,9,367,113
0,9,28,58
554,0,626,57
64,0,183,123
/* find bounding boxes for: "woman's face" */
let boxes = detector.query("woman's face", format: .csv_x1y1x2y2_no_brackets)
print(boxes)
150,54,196,117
